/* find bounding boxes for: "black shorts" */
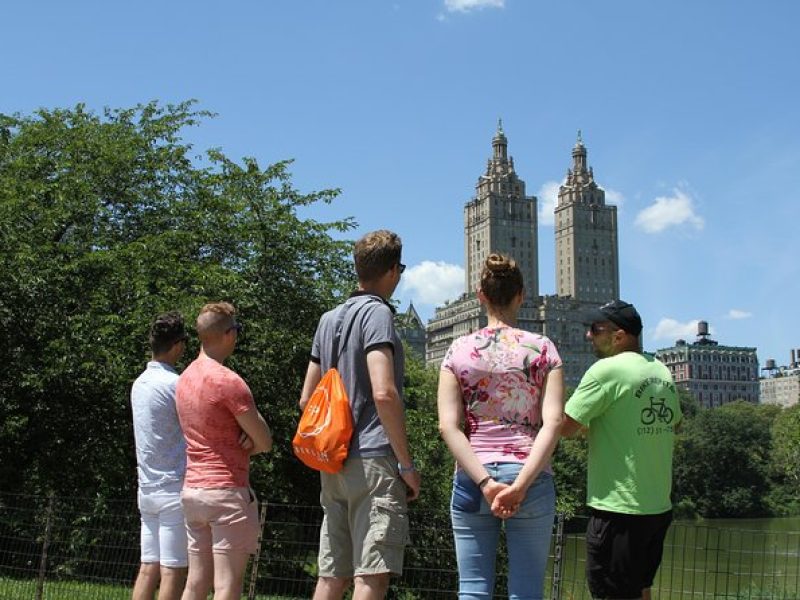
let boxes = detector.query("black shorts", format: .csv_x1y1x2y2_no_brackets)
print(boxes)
585,508,672,600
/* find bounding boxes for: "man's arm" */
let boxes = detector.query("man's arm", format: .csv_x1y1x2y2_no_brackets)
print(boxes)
366,346,421,501
561,414,586,437
235,408,272,455
298,361,323,410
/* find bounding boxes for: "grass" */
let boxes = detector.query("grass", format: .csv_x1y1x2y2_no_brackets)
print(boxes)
0,577,304,600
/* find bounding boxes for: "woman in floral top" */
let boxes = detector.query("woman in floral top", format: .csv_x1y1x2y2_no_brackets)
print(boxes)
438,253,564,599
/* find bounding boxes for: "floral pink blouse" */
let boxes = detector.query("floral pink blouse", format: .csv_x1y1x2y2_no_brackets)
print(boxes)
441,326,562,467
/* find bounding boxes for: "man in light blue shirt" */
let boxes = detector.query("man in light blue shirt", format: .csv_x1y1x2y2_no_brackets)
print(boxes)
131,312,189,600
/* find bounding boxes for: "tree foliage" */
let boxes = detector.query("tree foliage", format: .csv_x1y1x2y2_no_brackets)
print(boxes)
673,401,780,518
767,403,800,515
1,101,797,525
0,101,354,501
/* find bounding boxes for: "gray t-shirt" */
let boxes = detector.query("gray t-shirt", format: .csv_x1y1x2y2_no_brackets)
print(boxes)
131,361,186,492
311,293,405,458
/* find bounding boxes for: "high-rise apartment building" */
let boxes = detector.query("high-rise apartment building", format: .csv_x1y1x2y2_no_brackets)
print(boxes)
425,124,618,386
465,121,539,301
655,322,760,408
760,349,800,407
555,132,619,303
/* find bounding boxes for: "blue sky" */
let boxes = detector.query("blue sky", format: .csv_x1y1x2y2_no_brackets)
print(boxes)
3,1,798,368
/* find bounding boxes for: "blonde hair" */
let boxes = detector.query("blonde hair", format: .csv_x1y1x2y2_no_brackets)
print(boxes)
196,302,236,338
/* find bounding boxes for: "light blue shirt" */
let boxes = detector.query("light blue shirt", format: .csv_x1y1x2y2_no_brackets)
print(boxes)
131,361,186,491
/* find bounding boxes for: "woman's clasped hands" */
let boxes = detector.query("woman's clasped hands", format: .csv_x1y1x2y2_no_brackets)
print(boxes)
482,479,524,519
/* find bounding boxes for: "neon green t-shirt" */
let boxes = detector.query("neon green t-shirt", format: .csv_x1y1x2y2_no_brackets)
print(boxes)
565,351,681,515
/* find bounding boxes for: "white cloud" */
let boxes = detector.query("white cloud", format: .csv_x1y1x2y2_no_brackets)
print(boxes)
652,318,711,341
604,188,624,206
537,180,561,226
399,261,464,306
444,0,504,12
634,189,704,233
726,309,753,320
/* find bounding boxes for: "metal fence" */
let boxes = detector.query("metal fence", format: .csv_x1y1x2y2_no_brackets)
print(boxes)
1,492,798,599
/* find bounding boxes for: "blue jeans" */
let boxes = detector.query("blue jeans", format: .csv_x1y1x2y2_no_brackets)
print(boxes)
450,463,555,599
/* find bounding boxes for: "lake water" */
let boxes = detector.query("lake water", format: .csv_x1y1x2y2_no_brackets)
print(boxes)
551,516,800,600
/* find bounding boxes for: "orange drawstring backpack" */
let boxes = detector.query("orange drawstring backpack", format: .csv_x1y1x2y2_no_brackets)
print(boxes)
293,301,369,473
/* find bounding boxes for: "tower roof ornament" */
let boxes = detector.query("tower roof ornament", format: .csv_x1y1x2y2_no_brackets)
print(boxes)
497,118,504,135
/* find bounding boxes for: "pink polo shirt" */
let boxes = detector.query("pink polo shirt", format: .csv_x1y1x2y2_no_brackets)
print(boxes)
176,356,255,488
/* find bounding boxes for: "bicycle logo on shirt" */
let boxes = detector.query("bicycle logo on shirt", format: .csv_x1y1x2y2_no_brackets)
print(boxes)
640,397,674,425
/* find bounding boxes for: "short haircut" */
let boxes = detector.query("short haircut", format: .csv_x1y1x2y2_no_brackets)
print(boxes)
480,253,524,308
149,312,186,355
353,230,402,283
196,302,236,338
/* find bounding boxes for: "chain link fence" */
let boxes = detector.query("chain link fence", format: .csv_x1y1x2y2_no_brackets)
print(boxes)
1,492,798,599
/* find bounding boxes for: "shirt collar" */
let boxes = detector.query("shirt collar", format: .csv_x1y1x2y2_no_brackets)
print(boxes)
147,360,178,374
348,290,396,314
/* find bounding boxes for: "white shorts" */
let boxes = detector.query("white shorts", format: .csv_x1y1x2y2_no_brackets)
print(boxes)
138,488,188,568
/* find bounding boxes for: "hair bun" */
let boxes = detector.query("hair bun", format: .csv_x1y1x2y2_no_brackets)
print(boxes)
485,253,516,277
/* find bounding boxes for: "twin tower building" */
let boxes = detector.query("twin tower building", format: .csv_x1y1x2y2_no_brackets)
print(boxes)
423,122,620,386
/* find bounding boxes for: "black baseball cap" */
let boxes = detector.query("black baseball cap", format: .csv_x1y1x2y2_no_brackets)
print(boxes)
583,300,643,336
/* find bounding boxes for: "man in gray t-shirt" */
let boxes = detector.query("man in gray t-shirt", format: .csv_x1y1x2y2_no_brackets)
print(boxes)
131,312,189,600
311,293,404,457
299,230,421,600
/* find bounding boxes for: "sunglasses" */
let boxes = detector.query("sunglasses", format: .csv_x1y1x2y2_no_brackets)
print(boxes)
398,262,406,274
226,322,243,335
589,322,618,335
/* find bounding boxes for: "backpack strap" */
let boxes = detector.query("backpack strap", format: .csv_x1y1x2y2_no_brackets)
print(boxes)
330,296,379,369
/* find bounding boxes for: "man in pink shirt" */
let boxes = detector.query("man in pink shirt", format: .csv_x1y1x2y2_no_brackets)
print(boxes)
176,302,272,600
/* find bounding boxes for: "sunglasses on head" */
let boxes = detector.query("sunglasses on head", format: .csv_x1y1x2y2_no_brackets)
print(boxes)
226,322,243,335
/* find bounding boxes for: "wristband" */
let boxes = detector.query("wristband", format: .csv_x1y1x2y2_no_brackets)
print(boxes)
478,475,493,490
397,461,416,474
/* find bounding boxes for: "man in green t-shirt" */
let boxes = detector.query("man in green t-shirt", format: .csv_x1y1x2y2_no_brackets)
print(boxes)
563,300,681,600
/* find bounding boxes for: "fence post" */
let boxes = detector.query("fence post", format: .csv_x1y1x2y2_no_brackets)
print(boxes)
550,513,564,600
247,501,269,600
34,493,55,600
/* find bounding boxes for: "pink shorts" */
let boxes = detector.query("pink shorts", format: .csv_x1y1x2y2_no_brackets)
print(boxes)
181,487,260,555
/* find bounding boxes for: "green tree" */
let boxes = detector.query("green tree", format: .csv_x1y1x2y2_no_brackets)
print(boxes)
767,404,800,515
673,401,780,518
677,386,701,421
0,101,354,502
552,387,588,517
401,344,452,513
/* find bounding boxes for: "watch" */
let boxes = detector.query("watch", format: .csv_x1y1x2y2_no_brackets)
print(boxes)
397,461,416,474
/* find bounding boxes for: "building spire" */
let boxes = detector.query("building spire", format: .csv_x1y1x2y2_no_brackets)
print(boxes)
572,129,588,173
492,118,508,162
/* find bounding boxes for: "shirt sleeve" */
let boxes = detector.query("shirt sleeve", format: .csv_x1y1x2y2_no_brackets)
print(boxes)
219,372,256,417
543,337,562,370
362,303,396,354
564,371,611,427
310,321,322,363
441,338,460,374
